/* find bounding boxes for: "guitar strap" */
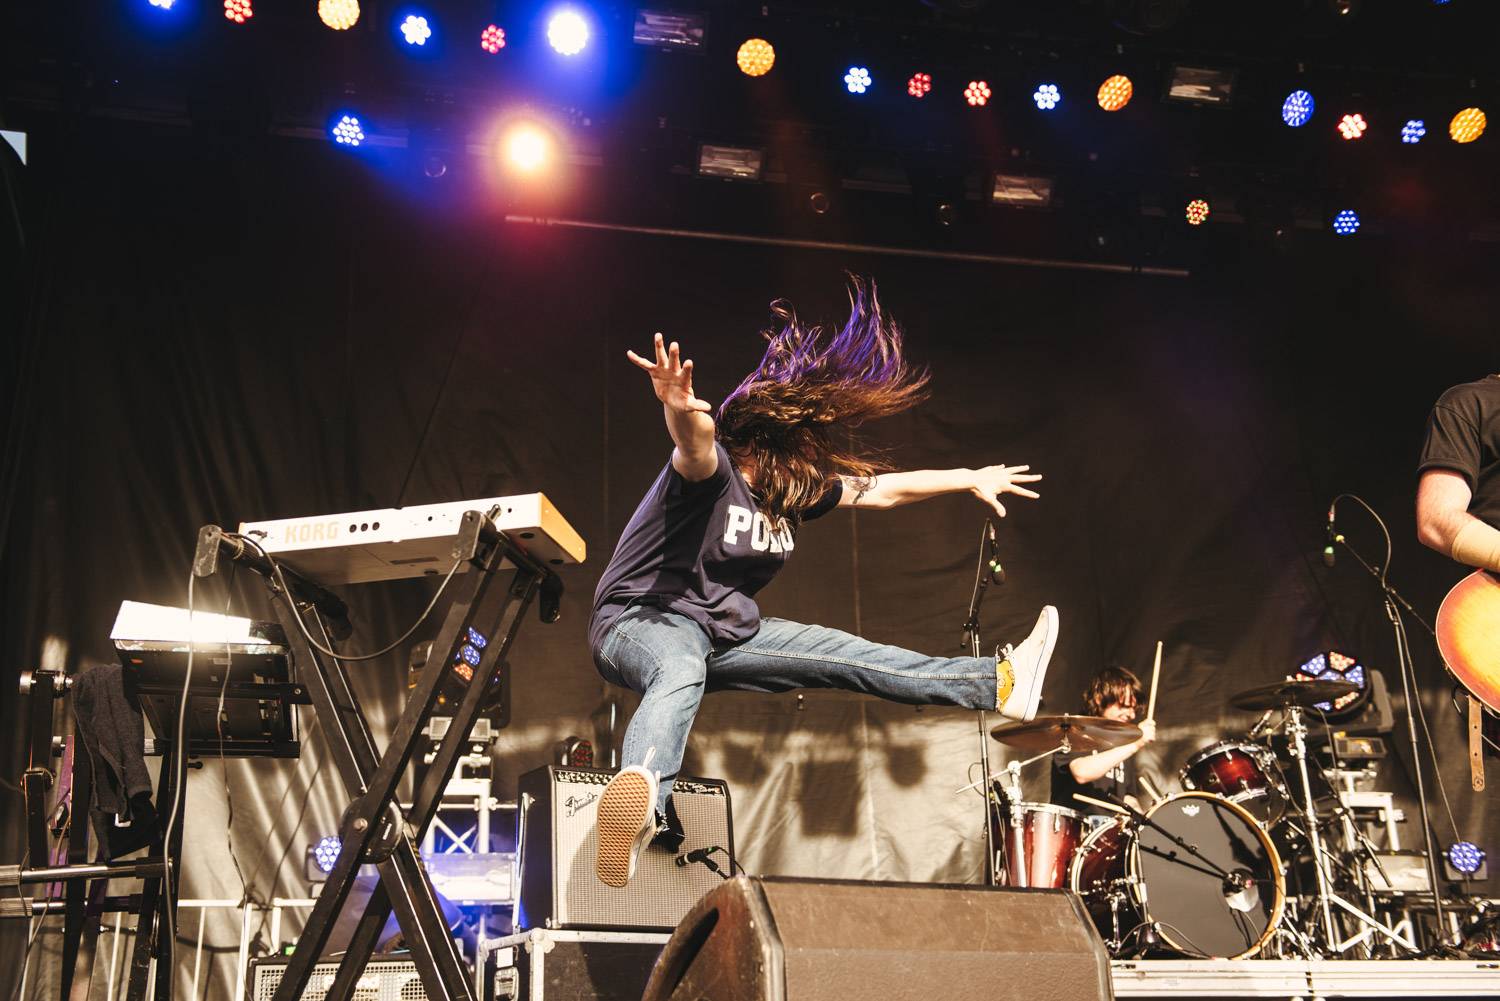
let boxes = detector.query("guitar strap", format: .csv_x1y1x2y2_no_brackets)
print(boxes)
1468,695,1486,792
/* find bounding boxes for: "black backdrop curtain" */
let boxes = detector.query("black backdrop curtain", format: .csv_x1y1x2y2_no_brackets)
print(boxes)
2,122,1496,997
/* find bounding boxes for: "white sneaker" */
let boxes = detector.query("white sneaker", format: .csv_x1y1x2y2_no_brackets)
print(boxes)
996,605,1058,722
595,765,659,888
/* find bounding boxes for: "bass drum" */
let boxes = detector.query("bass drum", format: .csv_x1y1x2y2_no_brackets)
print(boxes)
1069,792,1285,959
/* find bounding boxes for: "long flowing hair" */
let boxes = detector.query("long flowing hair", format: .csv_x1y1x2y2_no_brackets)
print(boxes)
716,276,929,522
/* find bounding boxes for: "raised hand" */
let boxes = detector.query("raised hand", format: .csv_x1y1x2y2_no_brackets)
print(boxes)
969,464,1042,518
627,333,712,415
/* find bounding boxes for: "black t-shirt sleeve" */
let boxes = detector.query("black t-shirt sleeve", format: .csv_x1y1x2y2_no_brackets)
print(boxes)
1418,402,1483,487
800,478,843,522
666,442,732,496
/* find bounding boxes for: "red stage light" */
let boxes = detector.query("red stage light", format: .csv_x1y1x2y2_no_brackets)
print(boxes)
224,0,252,23
907,73,932,98
964,80,991,107
481,24,506,54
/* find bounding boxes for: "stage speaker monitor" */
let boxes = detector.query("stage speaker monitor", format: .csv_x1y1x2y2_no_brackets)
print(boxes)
516,765,734,931
641,876,1113,1001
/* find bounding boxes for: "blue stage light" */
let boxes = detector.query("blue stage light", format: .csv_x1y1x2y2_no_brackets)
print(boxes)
467,627,488,649
313,835,342,874
330,115,366,147
1447,841,1485,875
1402,119,1427,144
1282,90,1315,128
457,644,482,668
1033,84,1061,111
548,9,589,55
400,14,432,46
148,0,176,8
1332,209,1360,235
844,66,872,95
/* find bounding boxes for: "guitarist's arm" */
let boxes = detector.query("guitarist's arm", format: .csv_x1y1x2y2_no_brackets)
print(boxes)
1417,469,1500,572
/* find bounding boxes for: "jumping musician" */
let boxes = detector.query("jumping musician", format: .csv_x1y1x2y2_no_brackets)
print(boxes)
587,277,1060,887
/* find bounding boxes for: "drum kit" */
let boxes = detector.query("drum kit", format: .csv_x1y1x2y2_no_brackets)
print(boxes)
984,677,1420,960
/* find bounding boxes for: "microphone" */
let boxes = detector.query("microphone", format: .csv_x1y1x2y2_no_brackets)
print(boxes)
1247,709,1276,740
986,521,1006,586
674,846,728,877
1322,502,1338,568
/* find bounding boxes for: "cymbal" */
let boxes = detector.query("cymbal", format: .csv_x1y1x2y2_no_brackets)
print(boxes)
1229,679,1360,712
989,714,1143,754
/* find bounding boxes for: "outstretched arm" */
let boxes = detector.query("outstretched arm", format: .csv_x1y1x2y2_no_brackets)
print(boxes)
627,333,718,482
1417,468,1500,571
838,465,1041,518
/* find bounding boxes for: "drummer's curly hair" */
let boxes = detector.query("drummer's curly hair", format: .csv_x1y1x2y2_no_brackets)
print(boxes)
716,275,929,524
1084,666,1143,716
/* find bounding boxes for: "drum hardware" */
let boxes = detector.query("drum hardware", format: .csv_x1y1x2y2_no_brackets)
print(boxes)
958,739,1077,889
1069,792,1285,960
1229,678,1361,712
961,716,1140,890
1179,739,1288,828
1077,793,1244,891
1255,699,1423,958
987,714,1142,755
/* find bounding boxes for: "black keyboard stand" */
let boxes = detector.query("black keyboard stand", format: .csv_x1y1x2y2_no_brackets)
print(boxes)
197,510,561,1001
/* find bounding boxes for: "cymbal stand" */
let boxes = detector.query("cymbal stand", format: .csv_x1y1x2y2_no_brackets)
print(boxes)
954,739,1069,890
1283,705,1419,956
1286,704,1338,948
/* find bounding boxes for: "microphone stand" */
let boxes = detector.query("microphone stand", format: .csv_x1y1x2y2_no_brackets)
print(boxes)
1326,494,1447,940
962,519,1002,885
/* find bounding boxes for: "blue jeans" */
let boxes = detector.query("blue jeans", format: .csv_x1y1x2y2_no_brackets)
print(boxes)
593,605,1000,814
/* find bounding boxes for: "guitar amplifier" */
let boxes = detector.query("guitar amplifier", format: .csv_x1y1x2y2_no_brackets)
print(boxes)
516,766,733,931
251,957,425,1001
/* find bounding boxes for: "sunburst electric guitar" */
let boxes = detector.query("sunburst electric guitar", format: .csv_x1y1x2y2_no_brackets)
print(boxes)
1434,570,1500,791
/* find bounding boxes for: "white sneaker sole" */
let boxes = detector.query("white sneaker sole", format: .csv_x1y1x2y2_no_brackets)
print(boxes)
595,769,657,888
1009,605,1058,722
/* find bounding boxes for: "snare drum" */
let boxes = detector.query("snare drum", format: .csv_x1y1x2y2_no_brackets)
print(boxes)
1069,791,1285,959
1180,740,1286,826
990,799,1083,889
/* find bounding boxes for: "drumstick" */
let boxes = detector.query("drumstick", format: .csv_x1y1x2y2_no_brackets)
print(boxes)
1073,793,1129,816
1146,640,1163,722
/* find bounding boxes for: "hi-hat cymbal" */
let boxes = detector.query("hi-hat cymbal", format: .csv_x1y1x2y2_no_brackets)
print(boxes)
1229,679,1360,712
989,714,1142,754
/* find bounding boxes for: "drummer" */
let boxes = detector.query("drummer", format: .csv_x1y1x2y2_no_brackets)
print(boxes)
1049,666,1156,814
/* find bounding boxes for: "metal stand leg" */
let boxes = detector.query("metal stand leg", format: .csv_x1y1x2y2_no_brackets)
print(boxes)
1286,708,1339,951
267,520,555,1001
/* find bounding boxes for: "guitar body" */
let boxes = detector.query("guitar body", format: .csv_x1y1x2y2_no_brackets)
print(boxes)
1435,569,1500,714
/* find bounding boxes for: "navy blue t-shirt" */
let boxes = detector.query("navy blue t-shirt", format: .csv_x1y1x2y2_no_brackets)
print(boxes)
588,443,842,652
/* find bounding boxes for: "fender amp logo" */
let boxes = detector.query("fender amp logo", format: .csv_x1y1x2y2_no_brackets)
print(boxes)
282,520,341,544
564,792,597,817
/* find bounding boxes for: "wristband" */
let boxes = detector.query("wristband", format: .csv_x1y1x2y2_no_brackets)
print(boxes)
1451,518,1500,573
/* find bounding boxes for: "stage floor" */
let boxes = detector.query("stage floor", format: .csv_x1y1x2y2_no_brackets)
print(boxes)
1109,958,1500,998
